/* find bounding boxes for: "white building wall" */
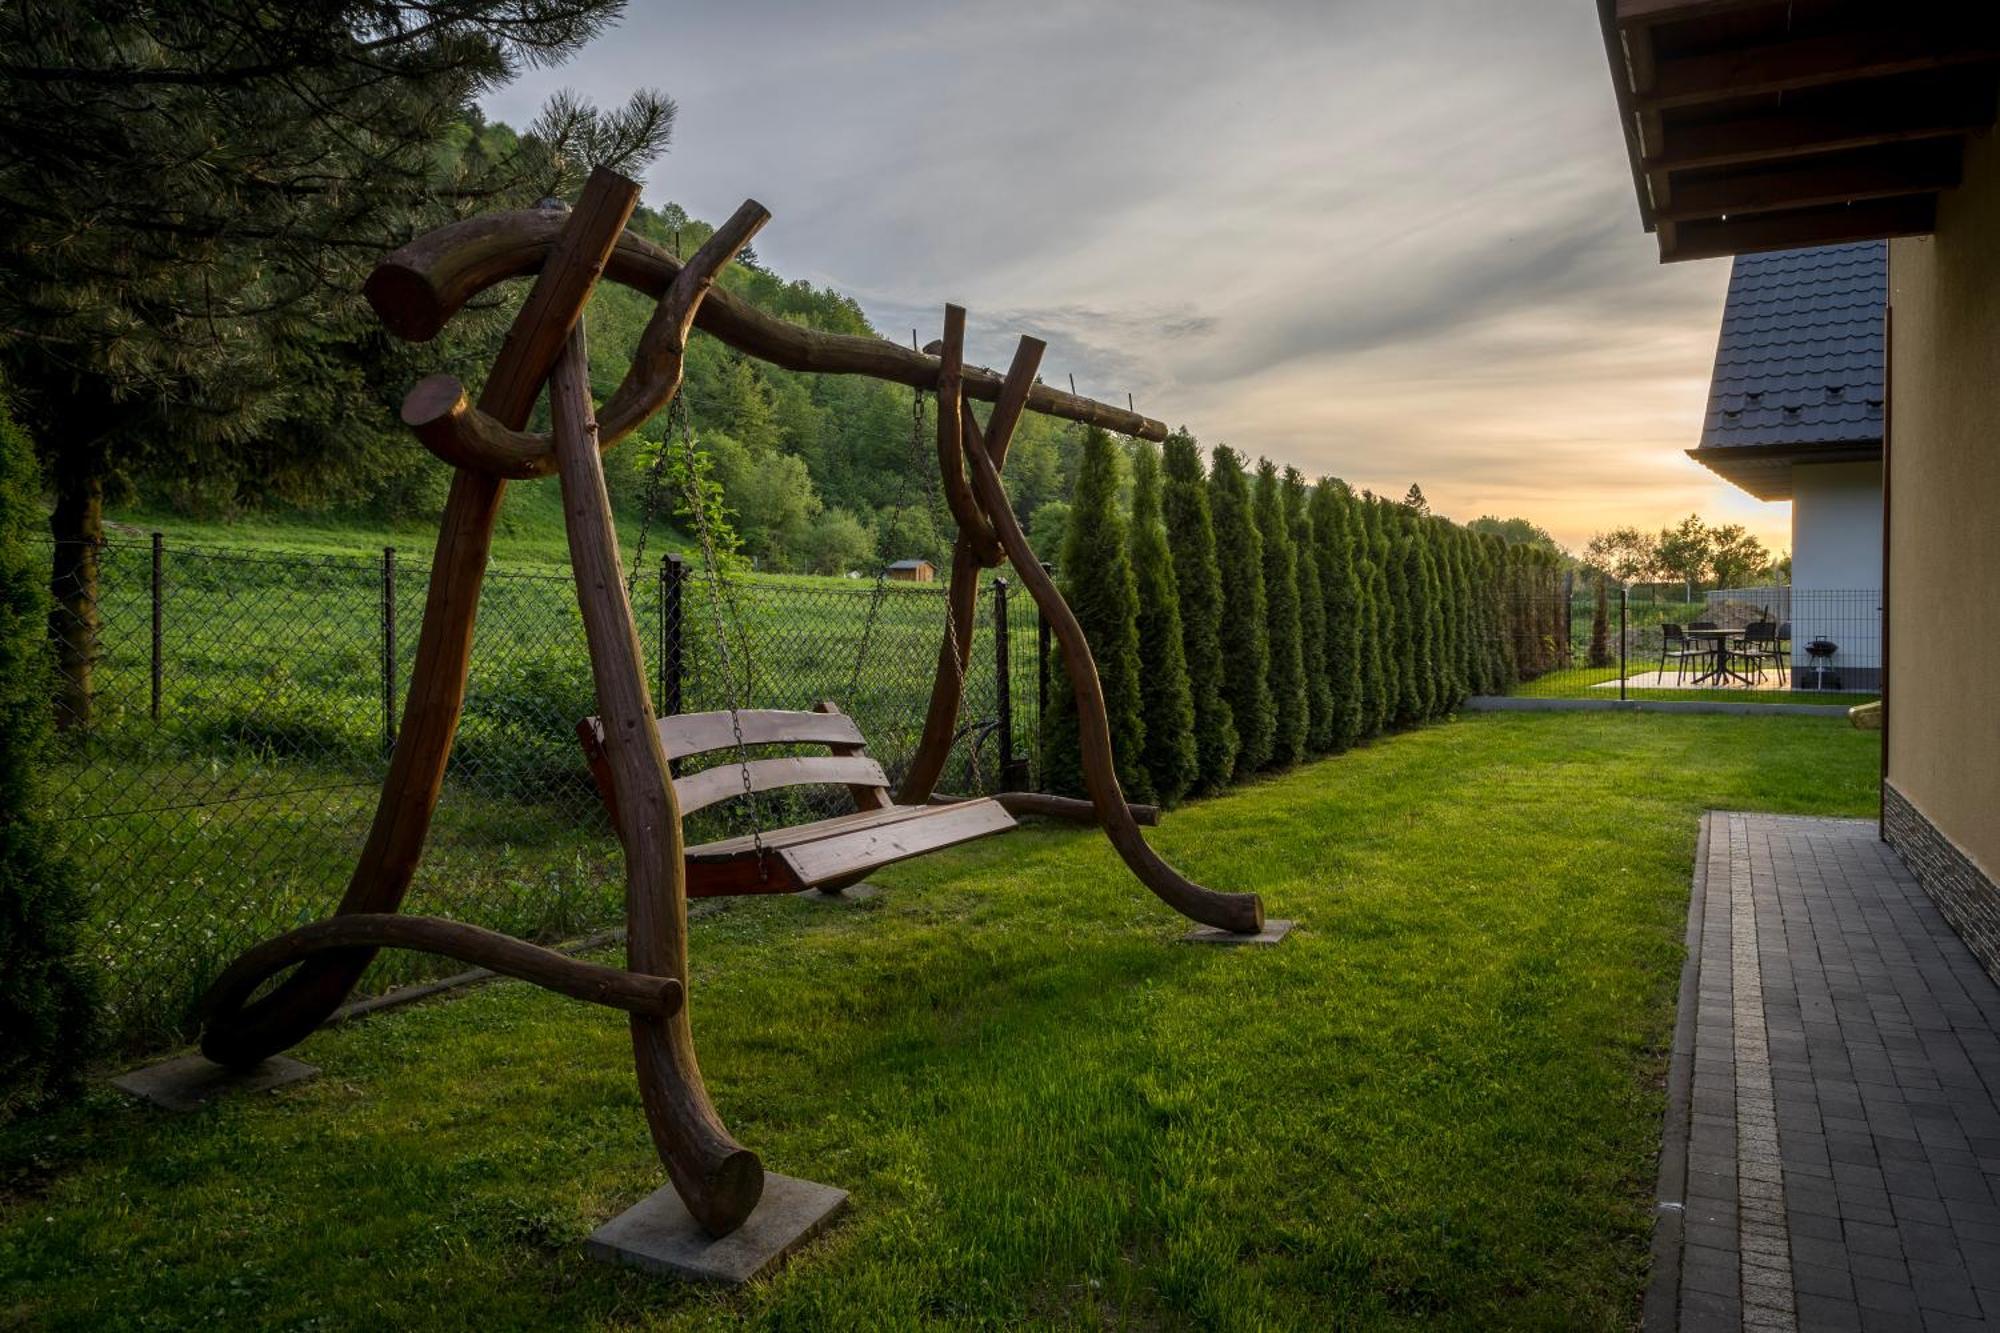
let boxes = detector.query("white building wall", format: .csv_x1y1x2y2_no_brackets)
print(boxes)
1789,459,1882,676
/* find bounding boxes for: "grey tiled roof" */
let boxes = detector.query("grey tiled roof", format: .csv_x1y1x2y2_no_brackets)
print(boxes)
1698,241,1885,450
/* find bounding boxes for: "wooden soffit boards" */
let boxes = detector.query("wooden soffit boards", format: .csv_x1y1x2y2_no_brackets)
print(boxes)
1599,0,2000,261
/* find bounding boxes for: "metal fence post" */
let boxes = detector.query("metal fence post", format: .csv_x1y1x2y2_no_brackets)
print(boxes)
149,531,163,722
1037,562,1054,726
994,576,1023,788
1619,586,1628,703
660,553,684,716
381,546,398,752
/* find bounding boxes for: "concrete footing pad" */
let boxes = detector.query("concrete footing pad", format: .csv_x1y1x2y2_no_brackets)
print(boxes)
794,883,881,903
1182,918,1294,946
585,1172,848,1284
110,1053,319,1111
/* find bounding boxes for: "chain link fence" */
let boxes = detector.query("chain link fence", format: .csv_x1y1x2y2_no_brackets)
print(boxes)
1485,578,1884,703
39,537,1039,1051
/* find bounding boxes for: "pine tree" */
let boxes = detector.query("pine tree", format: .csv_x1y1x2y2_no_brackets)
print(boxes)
1042,430,1148,800
1160,431,1238,792
1311,480,1365,748
0,383,96,1115
1128,443,1198,806
1285,468,1334,753
1254,459,1307,767
1,2,673,726
1208,446,1274,773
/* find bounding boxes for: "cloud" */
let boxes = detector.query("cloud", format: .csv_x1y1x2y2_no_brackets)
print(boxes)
483,0,1784,552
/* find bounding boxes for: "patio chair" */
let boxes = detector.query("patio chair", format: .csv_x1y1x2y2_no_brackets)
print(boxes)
1658,622,1703,683
1731,621,1783,684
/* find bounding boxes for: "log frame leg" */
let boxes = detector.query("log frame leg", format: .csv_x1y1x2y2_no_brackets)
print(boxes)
549,328,762,1236
198,169,643,1065
958,356,1265,935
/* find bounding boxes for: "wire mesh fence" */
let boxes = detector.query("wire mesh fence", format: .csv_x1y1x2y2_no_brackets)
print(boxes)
38,536,1039,1051
1486,580,1884,703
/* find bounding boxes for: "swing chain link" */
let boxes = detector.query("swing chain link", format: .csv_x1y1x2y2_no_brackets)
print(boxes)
669,391,769,874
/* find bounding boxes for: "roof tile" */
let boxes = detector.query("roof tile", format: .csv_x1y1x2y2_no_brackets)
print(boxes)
1698,241,1886,451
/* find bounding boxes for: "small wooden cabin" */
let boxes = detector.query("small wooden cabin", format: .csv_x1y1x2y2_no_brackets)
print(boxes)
886,559,936,583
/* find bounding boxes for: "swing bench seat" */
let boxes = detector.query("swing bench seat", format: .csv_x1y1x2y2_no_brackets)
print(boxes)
577,704,1019,896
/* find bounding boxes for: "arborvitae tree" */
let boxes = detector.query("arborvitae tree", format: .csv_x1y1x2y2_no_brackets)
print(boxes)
1384,509,1420,725
1432,521,1462,710
1,385,96,1115
1128,443,1198,807
1042,429,1148,801
1208,447,1274,772
1254,459,1307,767
1589,571,1612,668
1414,519,1446,717
1489,535,1518,689
1361,498,1396,735
1285,468,1335,753
1311,480,1365,748
1453,528,1479,698
1161,431,1237,792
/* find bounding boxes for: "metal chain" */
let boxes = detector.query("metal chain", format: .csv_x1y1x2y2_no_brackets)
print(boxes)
625,434,671,597
668,392,768,871
843,372,922,697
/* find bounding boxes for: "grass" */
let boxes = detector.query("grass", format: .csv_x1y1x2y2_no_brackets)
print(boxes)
103,483,668,569
1,711,1879,1330
1508,662,1876,707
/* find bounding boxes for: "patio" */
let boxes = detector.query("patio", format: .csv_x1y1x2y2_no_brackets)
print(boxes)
1651,813,2000,1332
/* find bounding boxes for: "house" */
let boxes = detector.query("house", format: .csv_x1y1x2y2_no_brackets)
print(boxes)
1598,2,2000,972
1691,241,1885,688
885,558,936,583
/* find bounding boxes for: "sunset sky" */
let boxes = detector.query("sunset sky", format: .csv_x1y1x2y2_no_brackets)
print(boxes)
484,0,1791,554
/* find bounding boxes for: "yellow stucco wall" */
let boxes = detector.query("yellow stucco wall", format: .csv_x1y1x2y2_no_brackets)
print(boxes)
1888,129,2000,879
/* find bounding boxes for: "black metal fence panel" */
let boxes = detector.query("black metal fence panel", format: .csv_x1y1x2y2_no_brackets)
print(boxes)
38,538,1037,1050
1486,583,1883,703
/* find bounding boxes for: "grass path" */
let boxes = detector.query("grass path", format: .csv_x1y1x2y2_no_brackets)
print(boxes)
1,712,1880,1330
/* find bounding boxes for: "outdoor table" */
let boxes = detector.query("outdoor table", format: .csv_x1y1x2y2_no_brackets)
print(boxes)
1684,628,1752,686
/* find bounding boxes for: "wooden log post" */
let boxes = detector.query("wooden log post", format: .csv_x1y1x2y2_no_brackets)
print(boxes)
201,167,643,1067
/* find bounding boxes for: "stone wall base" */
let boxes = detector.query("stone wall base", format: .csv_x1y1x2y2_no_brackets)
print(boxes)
1884,781,2000,985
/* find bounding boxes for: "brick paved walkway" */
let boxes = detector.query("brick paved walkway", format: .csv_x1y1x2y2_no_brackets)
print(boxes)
1649,813,2000,1332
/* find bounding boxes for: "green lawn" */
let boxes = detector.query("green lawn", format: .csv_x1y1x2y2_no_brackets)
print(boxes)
2,712,1880,1330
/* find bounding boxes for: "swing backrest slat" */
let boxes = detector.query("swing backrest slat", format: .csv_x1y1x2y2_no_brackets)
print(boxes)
576,705,893,826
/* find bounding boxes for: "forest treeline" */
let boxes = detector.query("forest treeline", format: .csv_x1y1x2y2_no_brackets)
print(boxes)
1042,431,1566,808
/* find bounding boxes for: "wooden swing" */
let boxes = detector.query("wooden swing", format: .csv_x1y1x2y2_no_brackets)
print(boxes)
198,168,1266,1241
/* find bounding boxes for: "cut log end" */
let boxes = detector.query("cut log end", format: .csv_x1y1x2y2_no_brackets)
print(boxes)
699,1147,768,1237
363,265,448,343
401,374,468,428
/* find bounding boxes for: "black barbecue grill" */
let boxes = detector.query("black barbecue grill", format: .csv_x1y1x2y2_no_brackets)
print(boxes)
1805,637,1839,690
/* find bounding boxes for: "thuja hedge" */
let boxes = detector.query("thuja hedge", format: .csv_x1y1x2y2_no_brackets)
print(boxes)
0,382,97,1116
1044,436,1564,806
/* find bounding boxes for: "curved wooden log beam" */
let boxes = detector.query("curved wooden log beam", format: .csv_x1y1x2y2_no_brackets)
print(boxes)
933,306,1001,565
202,171,643,1068
900,332,1048,800
364,207,1168,441
960,349,1265,934
402,201,774,480
549,327,761,1236
200,915,684,1025
933,790,1161,827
